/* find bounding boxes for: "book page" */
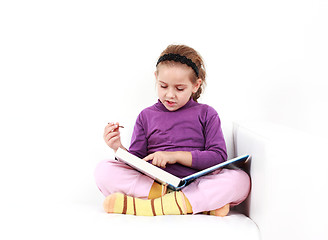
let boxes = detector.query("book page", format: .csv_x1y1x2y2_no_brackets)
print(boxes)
115,148,182,187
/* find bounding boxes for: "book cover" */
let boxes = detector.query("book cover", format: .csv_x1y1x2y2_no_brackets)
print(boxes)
115,148,250,190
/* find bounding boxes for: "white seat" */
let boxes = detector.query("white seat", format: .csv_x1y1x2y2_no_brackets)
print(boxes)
9,119,325,240
76,119,261,240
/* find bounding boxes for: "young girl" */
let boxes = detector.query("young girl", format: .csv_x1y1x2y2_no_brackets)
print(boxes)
94,45,250,216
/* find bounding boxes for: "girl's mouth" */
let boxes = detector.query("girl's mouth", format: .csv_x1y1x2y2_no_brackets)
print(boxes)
166,100,176,107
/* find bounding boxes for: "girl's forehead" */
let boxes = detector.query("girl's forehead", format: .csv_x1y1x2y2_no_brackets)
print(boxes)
157,74,193,86
159,80,189,86
157,64,193,82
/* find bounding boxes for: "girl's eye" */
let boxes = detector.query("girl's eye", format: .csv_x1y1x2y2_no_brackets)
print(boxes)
177,88,184,91
160,85,167,88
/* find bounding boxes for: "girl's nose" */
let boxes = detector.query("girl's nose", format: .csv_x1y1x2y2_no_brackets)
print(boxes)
166,89,175,98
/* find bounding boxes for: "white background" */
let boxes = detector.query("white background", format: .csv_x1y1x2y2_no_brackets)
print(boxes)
1,0,327,237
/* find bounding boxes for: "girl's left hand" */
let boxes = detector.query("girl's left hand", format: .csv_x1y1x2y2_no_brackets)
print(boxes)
143,151,177,168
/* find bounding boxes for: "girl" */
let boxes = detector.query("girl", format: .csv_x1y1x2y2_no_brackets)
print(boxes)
94,45,250,216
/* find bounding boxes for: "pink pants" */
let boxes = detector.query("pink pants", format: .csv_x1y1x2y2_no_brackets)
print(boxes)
94,159,251,214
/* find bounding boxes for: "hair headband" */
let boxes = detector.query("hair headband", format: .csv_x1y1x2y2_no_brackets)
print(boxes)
156,53,199,77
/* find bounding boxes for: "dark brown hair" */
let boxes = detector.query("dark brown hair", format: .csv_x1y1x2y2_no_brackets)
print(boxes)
156,45,206,102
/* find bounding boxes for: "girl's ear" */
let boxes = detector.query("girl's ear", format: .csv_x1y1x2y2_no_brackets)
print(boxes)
193,78,202,93
154,71,158,80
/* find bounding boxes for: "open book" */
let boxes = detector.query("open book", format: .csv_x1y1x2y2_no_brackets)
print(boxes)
115,148,250,191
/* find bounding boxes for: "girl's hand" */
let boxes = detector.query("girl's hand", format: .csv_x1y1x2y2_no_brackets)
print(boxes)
144,151,192,168
143,151,177,168
103,122,123,152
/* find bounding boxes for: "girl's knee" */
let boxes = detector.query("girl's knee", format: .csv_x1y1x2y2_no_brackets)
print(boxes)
95,159,114,179
94,159,120,195
236,169,250,182
94,159,144,196
230,169,251,204
94,159,125,181
232,169,251,190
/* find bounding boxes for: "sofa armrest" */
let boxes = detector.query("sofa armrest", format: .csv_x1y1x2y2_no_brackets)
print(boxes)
233,121,328,240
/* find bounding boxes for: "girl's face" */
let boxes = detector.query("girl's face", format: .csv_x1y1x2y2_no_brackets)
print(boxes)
155,64,202,111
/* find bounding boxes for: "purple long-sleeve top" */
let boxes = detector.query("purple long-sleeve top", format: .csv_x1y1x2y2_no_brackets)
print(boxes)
129,99,227,178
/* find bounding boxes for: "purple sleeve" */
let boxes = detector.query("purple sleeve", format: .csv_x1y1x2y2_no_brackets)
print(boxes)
128,113,148,159
190,108,227,170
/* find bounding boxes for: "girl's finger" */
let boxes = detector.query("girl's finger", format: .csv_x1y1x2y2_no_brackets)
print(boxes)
105,122,120,130
104,128,114,138
151,157,158,166
143,153,154,161
159,159,166,168
108,135,120,144
105,122,114,130
105,125,120,137
105,131,120,142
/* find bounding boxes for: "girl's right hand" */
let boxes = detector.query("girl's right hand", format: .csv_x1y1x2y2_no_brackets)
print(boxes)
103,122,123,152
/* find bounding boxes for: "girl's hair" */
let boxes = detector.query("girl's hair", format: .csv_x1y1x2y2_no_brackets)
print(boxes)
156,45,206,102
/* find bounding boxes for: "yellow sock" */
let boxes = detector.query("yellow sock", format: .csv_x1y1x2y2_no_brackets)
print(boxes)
184,194,193,214
204,204,230,217
148,182,167,199
103,191,189,216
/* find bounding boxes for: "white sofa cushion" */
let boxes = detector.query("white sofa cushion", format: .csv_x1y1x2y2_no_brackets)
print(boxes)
64,202,260,240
